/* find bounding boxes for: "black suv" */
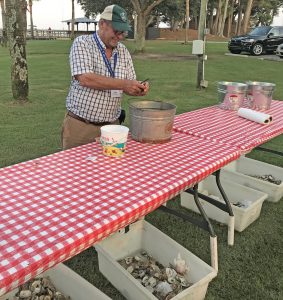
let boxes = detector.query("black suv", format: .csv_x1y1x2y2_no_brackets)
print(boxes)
228,26,283,55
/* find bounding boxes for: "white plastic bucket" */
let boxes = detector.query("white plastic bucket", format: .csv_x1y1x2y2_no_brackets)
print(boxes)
100,125,129,157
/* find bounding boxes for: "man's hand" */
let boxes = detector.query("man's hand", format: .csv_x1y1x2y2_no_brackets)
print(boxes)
123,80,149,96
75,74,150,96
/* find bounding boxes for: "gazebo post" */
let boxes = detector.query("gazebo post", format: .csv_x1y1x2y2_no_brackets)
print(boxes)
87,23,89,32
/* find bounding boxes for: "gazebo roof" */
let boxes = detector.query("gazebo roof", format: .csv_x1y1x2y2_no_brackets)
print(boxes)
62,17,98,24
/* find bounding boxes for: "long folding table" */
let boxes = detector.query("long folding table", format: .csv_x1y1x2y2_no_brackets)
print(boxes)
173,100,283,153
172,100,283,259
0,132,240,296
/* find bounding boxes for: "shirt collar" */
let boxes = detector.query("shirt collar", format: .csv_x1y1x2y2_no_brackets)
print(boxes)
95,31,119,54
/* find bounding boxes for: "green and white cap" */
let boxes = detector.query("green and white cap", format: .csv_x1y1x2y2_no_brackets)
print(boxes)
100,4,131,32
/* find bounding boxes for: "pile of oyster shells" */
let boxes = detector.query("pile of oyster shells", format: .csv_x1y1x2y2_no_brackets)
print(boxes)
118,251,192,300
12,276,70,300
232,200,252,208
248,174,282,185
207,192,252,208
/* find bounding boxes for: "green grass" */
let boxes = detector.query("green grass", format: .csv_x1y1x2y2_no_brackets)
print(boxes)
0,40,282,299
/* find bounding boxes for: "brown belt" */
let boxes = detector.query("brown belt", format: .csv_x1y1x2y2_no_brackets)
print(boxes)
67,111,112,126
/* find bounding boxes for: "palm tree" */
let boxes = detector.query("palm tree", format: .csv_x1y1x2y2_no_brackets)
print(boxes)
5,0,29,101
71,0,75,40
28,0,39,39
0,0,7,46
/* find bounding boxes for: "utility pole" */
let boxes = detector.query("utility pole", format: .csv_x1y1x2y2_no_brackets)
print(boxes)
185,0,190,44
196,0,207,89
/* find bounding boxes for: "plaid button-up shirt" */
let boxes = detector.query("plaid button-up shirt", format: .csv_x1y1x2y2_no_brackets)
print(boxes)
66,33,136,123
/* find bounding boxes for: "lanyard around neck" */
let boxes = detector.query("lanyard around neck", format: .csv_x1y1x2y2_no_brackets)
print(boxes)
93,32,118,78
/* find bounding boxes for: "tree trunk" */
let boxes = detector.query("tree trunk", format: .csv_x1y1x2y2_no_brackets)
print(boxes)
1,0,8,46
135,12,146,52
218,0,229,36
226,5,233,37
194,16,198,30
242,0,253,34
236,0,243,35
212,0,222,35
131,0,165,52
5,0,29,101
208,5,214,34
71,0,75,40
171,19,179,31
28,0,34,39
216,0,223,35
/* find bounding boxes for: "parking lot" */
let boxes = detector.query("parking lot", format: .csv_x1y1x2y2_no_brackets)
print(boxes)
225,52,283,61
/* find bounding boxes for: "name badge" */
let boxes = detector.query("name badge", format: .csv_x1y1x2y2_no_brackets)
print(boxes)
111,90,123,98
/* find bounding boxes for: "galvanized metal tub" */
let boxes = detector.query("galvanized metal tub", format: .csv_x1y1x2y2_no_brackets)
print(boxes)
246,81,275,110
217,82,247,110
129,100,176,143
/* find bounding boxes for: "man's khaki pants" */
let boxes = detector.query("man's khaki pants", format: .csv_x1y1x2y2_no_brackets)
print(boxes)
61,114,119,150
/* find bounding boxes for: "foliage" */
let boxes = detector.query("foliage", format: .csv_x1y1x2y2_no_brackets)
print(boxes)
77,0,134,19
250,0,283,26
0,40,282,300
157,0,186,29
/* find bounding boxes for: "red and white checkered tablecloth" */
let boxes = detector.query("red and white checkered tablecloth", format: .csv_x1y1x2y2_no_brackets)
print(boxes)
0,132,240,295
173,100,283,153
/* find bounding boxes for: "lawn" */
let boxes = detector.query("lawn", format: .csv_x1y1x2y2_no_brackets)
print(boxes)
0,39,282,299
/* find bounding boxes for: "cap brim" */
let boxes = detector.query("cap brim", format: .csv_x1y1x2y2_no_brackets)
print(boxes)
112,21,132,32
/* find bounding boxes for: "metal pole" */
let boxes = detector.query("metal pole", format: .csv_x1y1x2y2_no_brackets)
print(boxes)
197,0,207,89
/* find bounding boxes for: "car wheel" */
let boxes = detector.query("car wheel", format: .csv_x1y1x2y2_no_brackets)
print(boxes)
230,50,241,54
251,43,263,56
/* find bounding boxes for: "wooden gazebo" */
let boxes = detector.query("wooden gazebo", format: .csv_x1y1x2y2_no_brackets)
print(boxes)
62,17,98,32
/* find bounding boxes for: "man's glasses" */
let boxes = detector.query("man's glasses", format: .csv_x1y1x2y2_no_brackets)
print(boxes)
103,20,127,37
113,29,127,37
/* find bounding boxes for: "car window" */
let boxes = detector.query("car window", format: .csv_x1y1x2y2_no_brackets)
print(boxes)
249,26,272,35
269,28,280,36
279,28,283,36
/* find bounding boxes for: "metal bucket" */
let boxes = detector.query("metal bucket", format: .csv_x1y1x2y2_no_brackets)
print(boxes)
129,100,176,143
218,82,247,110
246,81,275,110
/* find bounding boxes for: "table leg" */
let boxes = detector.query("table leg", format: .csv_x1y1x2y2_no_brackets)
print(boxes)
186,170,235,246
214,170,234,246
210,236,218,272
192,184,218,271
158,184,218,271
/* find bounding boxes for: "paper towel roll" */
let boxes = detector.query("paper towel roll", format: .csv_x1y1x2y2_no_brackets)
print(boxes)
237,108,272,125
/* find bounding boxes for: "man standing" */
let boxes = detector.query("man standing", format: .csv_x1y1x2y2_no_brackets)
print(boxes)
62,4,149,150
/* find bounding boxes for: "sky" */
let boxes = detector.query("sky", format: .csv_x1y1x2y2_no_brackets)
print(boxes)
0,0,282,30
0,0,89,30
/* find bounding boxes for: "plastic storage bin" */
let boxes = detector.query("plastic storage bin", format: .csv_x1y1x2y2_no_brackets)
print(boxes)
181,176,267,232
222,156,283,202
0,263,110,300
95,220,217,300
